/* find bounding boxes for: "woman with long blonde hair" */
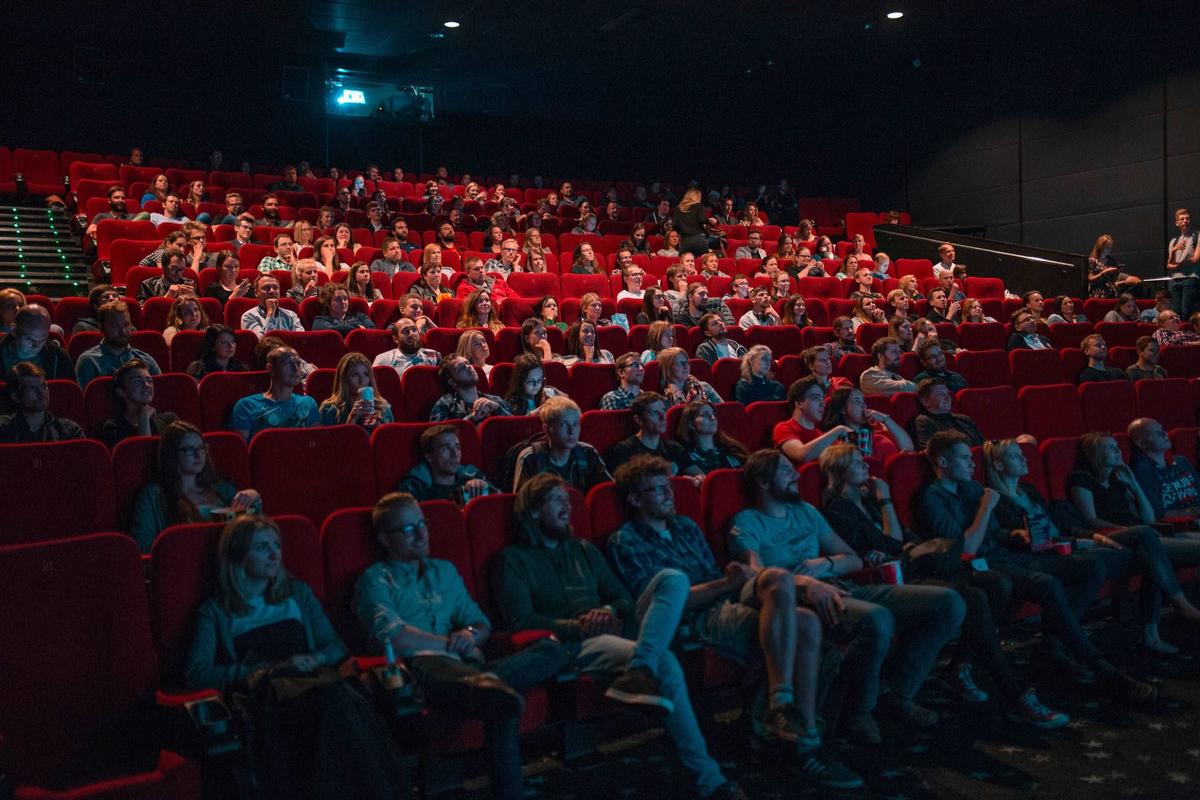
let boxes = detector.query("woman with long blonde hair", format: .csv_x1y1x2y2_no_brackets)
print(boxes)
456,288,503,334
318,352,392,427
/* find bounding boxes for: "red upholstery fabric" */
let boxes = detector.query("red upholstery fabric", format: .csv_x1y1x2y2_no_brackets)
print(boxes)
1078,380,1138,434
1018,384,1085,441
1135,378,1194,430
250,425,374,523
0,440,115,544
1010,349,1069,387
197,371,270,431
370,420,481,497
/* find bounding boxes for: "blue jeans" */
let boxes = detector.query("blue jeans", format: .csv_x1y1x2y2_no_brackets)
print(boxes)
1170,277,1200,320
840,584,965,713
574,568,726,797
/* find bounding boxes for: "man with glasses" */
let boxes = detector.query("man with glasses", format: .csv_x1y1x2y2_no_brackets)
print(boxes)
227,345,318,440
356,492,566,800
0,362,84,442
335,186,354,213
214,192,245,226
240,274,303,336
1153,309,1200,347
138,248,195,301
512,396,611,493
229,214,256,252
483,238,521,277
256,233,296,273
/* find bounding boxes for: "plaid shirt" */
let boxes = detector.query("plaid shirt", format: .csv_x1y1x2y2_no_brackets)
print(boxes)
429,391,511,422
607,516,721,598
599,385,640,411
1154,328,1200,347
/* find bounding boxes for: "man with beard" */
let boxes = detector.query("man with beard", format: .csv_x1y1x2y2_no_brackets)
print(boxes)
85,186,130,239
76,300,162,387
372,317,440,378
429,356,510,423
256,194,283,227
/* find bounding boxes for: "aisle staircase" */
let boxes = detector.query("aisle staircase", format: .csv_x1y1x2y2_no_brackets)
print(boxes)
0,205,91,296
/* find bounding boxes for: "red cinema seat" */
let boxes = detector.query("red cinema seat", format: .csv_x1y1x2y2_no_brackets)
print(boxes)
1078,380,1138,434
746,326,805,357
1010,349,1069,387
1157,346,1200,379
586,476,701,546
0,534,201,797
962,277,1005,299
54,296,94,335
1018,384,1085,441
955,386,1024,439
855,322,889,351
150,515,324,688
580,409,637,462
82,373,201,435
47,378,85,426
956,323,1007,352
1047,321,1094,351
250,425,374,524
569,363,618,409
198,371,270,431
560,273,610,299
0,440,115,544
271,329,347,368
700,468,749,567
478,414,545,484
1170,427,1199,464
507,272,559,299
954,349,1011,388
0,146,11,193
371,420,482,498
885,451,934,528
796,277,842,299
13,147,62,194
95,219,157,261
1039,436,1083,500
837,352,873,382
1135,378,1194,430
743,400,790,449
400,365,444,421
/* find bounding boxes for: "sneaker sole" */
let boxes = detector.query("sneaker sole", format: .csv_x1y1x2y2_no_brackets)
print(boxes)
793,758,864,789
1008,712,1070,730
604,687,675,714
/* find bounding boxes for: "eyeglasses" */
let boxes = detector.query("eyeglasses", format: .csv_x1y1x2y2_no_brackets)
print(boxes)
177,445,208,457
381,519,427,539
635,483,672,498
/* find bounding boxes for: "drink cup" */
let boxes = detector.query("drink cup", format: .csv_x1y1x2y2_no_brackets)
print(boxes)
856,427,874,457
359,386,374,404
877,561,903,585
1048,541,1073,556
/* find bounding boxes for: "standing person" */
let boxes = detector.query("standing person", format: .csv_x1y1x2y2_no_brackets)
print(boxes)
188,515,409,800
1168,208,1200,319
1088,235,1141,298
492,475,750,800
672,188,718,256
819,444,1069,728
355,493,566,800
730,449,966,741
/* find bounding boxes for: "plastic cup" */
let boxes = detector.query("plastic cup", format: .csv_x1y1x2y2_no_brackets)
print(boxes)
877,561,904,585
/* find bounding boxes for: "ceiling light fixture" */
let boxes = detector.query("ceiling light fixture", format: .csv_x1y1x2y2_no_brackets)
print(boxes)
886,11,904,19
443,20,460,28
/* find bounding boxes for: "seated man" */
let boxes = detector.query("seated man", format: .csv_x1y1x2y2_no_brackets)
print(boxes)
773,375,855,464
599,352,644,410
395,293,436,337
1126,336,1168,380
369,237,414,277
147,193,190,227
85,185,130,240
512,396,612,493
738,286,781,329
241,274,304,336
1006,311,1052,350
484,238,522,277
1077,334,1126,383
137,248,195,301
694,312,747,365
731,449,965,741
923,287,960,324
831,317,864,355
214,192,244,226
911,379,984,450
0,362,84,442
608,456,862,788
735,230,767,261
255,194,284,227
75,300,162,387
430,356,511,423
456,256,511,302
914,431,1155,703
911,339,966,393
256,232,296,273
389,218,421,253
859,337,917,397
492,474,748,800
267,165,301,193
227,345,319,440
605,391,700,478
674,283,735,327
372,317,440,378
1128,417,1200,521
356,492,567,800
1152,309,1200,347
1021,291,1046,323
0,304,74,383
932,242,961,278
397,425,495,503
229,214,256,251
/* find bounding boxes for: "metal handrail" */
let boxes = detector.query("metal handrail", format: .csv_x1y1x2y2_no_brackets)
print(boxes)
875,227,1079,268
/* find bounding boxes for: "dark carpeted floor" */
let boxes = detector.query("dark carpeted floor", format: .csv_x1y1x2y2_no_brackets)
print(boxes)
457,611,1200,800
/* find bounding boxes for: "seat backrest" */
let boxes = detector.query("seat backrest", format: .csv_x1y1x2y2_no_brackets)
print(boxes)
1018,384,1085,441
1047,321,1094,351
1039,436,1083,500
701,468,748,566
956,322,1007,352
271,330,347,369
586,476,702,548
251,425,375,524
1009,348,1068,387
885,451,934,528
1158,346,1200,379
0,440,115,543
580,408,637,462
0,535,158,785
1135,377,1194,430
1078,380,1138,434
371,420,482,497
478,414,545,484
954,386,1024,439
198,370,271,431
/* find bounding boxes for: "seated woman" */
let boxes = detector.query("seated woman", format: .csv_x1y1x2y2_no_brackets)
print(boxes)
205,253,252,307
457,288,504,335
577,292,612,327
617,263,647,301
886,315,915,352
572,213,600,237
333,222,361,254
754,255,782,282
778,293,810,329
912,317,942,352
421,243,451,278
534,295,567,331
187,324,247,379
774,234,797,261
409,261,452,303
639,319,676,363
318,352,393,428
898,274,925,301
456,329,494,378
740,202,764,227
812,235,836,262
185,514,407,798
561,321,614,365
1103,292,1141,323
525,251,549,274
850,296,886,331
343,262,383,302
657,346,721,405
312,235,348,277
163,295,209,345
990,437,1200,654
697,252,724,279
1046,295,1088,325
98,360,179,448
676,401,748,474
1088,234,1140,298
503,353,564,415
961,297,997,324
733,344,785,404
519,318,555,361
820,386,913,466
635,288,673,325
312,282,373,334
291,219,315,252
286,259,321,304
521,229,549,262
130,421,261,552
821,443,1069,728
768,271,792,303
570,242,603,275
655,229,682,258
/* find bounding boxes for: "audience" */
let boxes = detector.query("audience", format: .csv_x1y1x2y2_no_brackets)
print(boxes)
675,402,749,473
1153,309,1200,346
1046,295,1088,325
162,295,208,345
1076,334,1126,382
859,337,916,396
562,321,614,365
694,312,747,365
819,443,1068,727
186,324,246,379
1,304,74,382
502,353,563,414
599,352,645,410
518,318,555,362
822,386,913,463
312,283,372,334
1006,311,1051,350
0,362,84,442
396,426,496,503
1126,335,1167,380
73,284,121,333
606,391,700,478
658,346,722,405
491,473,747,800
240,275,304,336
318,352,393,428
76,300,162,387
372,318,440,378
189,514,409,798
911,339,965,392
775,376,855,464
228,345,319,440
97,359,178,447
1103,293,1141,323
733,345,785,403
911,379,984,449
129,421,260,551
429,356,510,423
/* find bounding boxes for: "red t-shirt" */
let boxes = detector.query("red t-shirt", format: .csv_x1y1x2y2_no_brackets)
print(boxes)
773,418,821,449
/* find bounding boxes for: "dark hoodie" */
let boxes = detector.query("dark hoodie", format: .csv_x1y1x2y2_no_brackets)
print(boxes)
491,504,633,642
